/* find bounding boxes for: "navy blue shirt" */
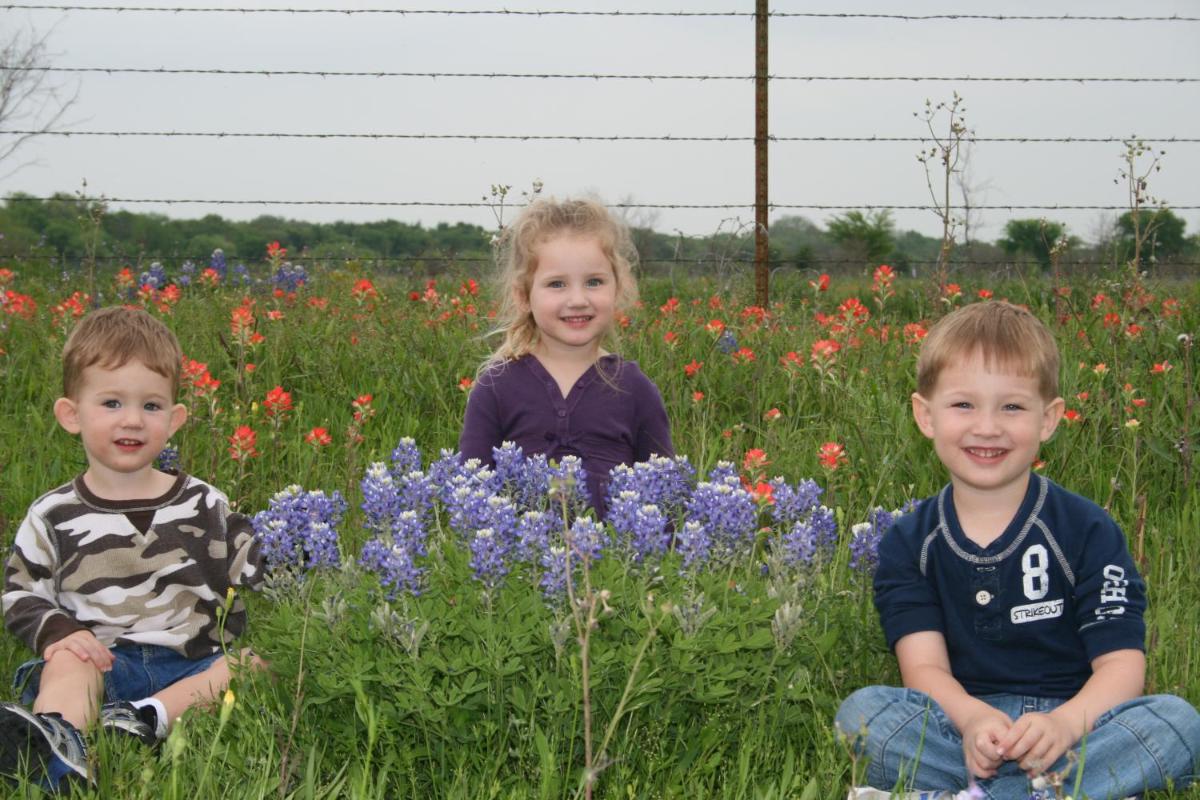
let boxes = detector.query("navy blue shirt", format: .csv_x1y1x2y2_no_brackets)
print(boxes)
875,474,1146,698
458,354,673,516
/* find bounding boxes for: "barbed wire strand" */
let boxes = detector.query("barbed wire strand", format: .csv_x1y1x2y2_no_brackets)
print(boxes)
2,129,1197,144
2,5,1198,21
6,66,1199,83
8,197,1199,210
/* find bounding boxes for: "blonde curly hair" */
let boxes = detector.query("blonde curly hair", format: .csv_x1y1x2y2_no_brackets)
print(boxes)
482,197,639,373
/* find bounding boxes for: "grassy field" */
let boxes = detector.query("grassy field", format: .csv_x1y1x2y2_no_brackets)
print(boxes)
0,259,1196,798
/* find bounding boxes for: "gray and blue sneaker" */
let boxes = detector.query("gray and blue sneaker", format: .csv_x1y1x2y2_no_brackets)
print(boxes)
99,701,160,747
0,702,90,787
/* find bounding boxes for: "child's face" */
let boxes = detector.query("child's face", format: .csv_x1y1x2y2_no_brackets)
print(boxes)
521,233,617,357
911,349,1064,498
53,359,187,485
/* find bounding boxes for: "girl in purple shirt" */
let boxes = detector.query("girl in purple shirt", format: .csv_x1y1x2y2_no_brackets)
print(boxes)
458,197,673,516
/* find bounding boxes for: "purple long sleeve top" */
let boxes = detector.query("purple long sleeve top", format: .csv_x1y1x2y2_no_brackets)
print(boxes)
458,354,674,516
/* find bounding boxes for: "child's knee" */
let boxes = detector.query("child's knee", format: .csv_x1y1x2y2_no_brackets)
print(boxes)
836,686,892,744
41,648,103,682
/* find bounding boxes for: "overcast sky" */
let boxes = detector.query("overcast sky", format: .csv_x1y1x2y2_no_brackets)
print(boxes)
2,0,1198,247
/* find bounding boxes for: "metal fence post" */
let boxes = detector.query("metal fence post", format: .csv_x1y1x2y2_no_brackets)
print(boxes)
755,0,769,307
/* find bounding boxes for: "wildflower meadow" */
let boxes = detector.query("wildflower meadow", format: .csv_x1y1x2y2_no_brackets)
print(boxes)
0,253,1197,799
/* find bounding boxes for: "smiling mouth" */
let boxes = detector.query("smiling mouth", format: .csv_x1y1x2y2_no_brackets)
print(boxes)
965,447,1007,459
115,439,144,448
561,315,593,323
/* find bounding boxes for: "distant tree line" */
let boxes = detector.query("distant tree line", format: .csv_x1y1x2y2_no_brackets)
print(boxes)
1,193,1195,279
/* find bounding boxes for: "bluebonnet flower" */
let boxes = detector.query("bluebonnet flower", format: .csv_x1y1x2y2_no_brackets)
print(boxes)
716,329,738,354
515,453,553,511
565,517,606,563
233,262,250,286
491,441,526,489
397,470,435,521
706,461,739,485
539,545,569,600
390,437,422,476
515,510,555,562
606,455,694,511
361,462,403,535
446,486,492,538
272,261,308,292
210,248,227,281
155,444,180,473
252,485,346,570
548,455,590,516
485,495,519,543
428,449,463,499
179,260,195,287
139,262,167,289
779,519,819,566
608,492,669,563
676,521,711,571
848,506,901,573
683,478,758,565
470,528,508,591
769,477,824,527
392,509,428,558
359,538,422,598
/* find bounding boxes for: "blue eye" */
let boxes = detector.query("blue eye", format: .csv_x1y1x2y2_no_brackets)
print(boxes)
144,402,163,412
587,277,605,287
102,399,121,409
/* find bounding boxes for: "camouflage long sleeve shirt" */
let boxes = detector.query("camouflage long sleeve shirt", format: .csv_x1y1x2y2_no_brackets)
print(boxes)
3,473,264,659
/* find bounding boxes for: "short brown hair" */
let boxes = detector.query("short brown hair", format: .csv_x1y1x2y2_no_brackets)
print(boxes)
62,306,183,398
916,301,1060,400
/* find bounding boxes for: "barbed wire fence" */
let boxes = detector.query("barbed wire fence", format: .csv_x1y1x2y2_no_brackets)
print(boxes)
1,3,1197,300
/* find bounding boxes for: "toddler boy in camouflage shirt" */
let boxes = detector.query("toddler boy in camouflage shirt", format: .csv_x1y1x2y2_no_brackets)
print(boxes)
1,306,265,789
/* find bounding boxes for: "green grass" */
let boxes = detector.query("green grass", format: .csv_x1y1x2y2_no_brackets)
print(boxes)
0,264,1196,797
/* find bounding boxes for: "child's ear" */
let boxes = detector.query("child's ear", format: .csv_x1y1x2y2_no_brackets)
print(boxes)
168,403,188,436
53,397,81,435
911,392,935,439
1040,396,1065,441
512,285,529,312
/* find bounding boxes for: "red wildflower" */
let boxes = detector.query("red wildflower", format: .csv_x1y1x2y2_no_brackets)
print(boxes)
763,408,782,422
1063,409,1082,424
351,278,378,301
263,386,293,417
705,319,726,335
307,296,329,310
305,427,333,447
977,288,993,300
817,441,847,470
352,393,375,422
659,297,680,315
266,241,286,261
809,273,830,293
742,448,770,474
1151,361,1172,375
460,278,479,296
458,376,474,392
228,426,258,460
810,338,840,366
266,309,285,321
731,347,756,364
903,322,928,345
691,391,705,404
1124,323,1143,339
663,331,678,347
684,360,703,378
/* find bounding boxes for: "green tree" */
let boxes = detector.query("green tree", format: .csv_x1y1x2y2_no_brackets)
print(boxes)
825,209,895,264
1115,208,1187,264
997,219,1070,271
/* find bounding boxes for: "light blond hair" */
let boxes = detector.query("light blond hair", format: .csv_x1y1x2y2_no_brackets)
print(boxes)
483,197,639,372
916,301,1060,400
62,306,183,398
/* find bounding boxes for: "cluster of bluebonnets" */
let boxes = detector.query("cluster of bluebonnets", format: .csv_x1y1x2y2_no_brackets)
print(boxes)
248,438,905,602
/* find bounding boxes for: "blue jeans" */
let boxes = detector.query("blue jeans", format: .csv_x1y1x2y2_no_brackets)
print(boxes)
13,644,221,706
835,686,1200,799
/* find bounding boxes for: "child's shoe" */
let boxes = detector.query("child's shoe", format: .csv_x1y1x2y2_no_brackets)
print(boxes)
99,701,160,746
0,702,90,787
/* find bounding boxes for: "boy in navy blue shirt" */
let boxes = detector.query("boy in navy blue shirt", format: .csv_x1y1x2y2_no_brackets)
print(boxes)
836,301,1199,799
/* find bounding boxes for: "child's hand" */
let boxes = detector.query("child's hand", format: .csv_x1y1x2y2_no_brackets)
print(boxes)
996,711,1078,777
960,706,1012,778
42,630,114,671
